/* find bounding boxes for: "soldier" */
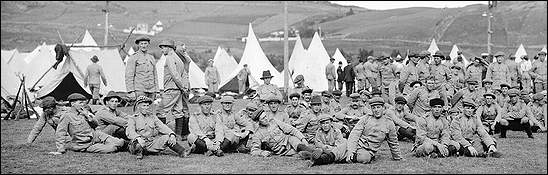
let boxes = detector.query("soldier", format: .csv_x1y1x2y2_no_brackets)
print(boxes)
326,57,337,93
336,61,345,91
237,64,250,95
529,93,547,132
496,89,535,138
359,89,371,108
304,97,402,166
364,56,376,91
506,56,522,88
407,78,449,117
320,91,334,115
312,114,346,152
417,51,431,83
125,36,158,100
354,57,366,92
377,53,399,105
399,52,421,95
451,99,501,158
487,51,511,89
157,40,188,141
476,92,503,135
187,96,226,156
94,91,128,139
285,92,307,125
334,93,369,138
173,41,192,142
263,96,290,124
50,93,125,155
331,90,343,113
387,96,418,141
26,96,69,144
451,80,482,111
413,98,460,158
205,59,221,95
84,55,107,105
291,74,309,95
126,96,190,159
343,59,356,97
256,70,282,103
429,51,452,89
300,88,313,109
217,96,253,153
447,65,466,98
496,83,511,107
529,50,547,93
294,95,323,143
249,107,319,157
465,57,488,88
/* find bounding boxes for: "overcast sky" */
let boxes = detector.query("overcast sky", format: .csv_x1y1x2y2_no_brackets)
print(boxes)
330,1,488,10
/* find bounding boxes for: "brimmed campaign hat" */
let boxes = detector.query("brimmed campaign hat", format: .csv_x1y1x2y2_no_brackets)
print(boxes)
135,36,151,44
260,70,274,79
158,40,175,49
103,91,122,104
40,96,57,108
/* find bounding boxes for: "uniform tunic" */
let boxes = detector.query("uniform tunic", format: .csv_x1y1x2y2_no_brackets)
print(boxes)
487,62,511,88
314,125,346,150
218,109,253,143
450,114,495,152
334,105,370,132
415,112,457,148
505,60,521,87
250,119,306,156
27,106,69,143
125,51,158,93
400,62,420,95
284,104,308,125
346,114,402,160
126,112,175,153
257,84,282,101
465,63,486,87
294,112,321,143
263,111,290,125
475,103,502,129
94,106,128,134
529,60,547,92
187,111,224,144
205,65,221,92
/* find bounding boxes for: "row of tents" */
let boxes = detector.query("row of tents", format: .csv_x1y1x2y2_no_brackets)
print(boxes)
1,24,547,102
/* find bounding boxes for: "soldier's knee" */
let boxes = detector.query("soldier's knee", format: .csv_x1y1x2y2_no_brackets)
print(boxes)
447,145,458,156
355,150,373,164
499,119,509,126
423,142,435,153
520,117,529,124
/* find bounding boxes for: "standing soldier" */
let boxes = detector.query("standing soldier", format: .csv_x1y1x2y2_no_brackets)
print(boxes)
188,96,226,156
428,51,452,99
173,41,192,143
26,96,69,144
364,56,376,91
336,61,345,91
303,97,402,166
326,57,337,93
399,52,421,95
285,93,307,125
237,64,250,95
291,75,309,95
377,53,399,105
354,57,366,93
529,50,547,93
157,40,187,141
84,55,107,105
256,70,282,103
496,89,535,138
450,99,501,158
50,93,125,155
451,80,482,111
475,92,503,135
125,36,158,100
417,51,432,84
506,56,521,88
447,65,465,98
126,96,190,159
413,98,460,158
466,57,488,88
334,93,369,138
205,59,221,96
94,91,128,139
294,95,323,143
343,59,356,97
487,52,511,89
217,96,253,153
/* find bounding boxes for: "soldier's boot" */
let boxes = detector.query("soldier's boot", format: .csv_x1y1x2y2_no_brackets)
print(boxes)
214,150,224,157
523,123,534,139
311,152,336,166
447,145,458,157
204,150,214,156
181,116,190,141
298,151,314,160
500,126,507,138
175,117,184,138
135,144,144,160
296,143,316,153
169,142,190,158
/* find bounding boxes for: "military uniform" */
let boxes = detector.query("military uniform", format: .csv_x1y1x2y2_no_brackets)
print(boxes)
326,61,337,93
465,63,487,88
413,112,460,157
294,110,322,143
257,84,282,101
354,62,366,92
334,103,370,136
237,67,250,94
125,51,158,99
313,115,346,151
406,86,432,117
218,107,253,152
452,84,482,110
26,106,69,143
250,118,307,156
486,62,511,89
84,63,107,101
204,64,221,93
378,61,399,102
94,105,128,138
284,104,308,125
126,111,180,154
386,104,418,141
400,61,421,95
496,89,535,138
475,102,503,134
56,107,124,153
528,94,547,132
450,113,497,157
187,110,225,153
505,60,521,87
529,59,547,93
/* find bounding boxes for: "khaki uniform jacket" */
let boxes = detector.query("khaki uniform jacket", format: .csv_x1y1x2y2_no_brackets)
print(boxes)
475,104,502,124
204,66,220,84
84,63,107,86
399,62,420,86
450,114,495,148
465,63,486,83
55,107,100,153
415,112,452,146
163,51,187,90
257,84,282,101
334,105,369,126
294,111,321,142
264,111,290,125
347,114,402,160
406,87,431,117
218,109,253,142
314,125,345,150
284,104,308,124
125,51,158,93
487,62,510,88
499,101,534,120
126,112,174,143
529,60,547,83
250,119,305,156
188,111,224,143
528,102,546,125
326,63,337,80
27,106,69,143
354,63,366,79
174,50,191,88
506,60,521,83
453,88,482,110
94,106,128,131
385,106,415,130
321,102,334,115
378,63,398,87
428,63,452,84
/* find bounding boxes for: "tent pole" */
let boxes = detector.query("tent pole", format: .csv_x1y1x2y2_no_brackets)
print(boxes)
283,1,289,102
5,78,24,120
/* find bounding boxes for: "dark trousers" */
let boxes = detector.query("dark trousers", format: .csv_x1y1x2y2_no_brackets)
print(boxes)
193,138,231,154
337,81,344,91
345,81,354,97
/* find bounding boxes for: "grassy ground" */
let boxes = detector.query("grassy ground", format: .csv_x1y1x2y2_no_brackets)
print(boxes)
1,99,547,174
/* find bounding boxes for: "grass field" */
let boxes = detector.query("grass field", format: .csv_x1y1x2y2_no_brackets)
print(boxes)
1,99,547,174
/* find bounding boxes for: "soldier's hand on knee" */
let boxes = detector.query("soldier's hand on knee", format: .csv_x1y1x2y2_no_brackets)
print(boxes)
260,150,272,157
167,134,177,147
468,146,478,157
438,144,449,157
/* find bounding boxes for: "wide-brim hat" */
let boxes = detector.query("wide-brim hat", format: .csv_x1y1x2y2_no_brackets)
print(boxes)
462,99,476,108
90,55,99,62
499,82,510,89
294,75,304,83
135,96,153,105
349,93,360,99
359,90,370,97
103,91,122,104
433,51,445,59
466,79,478,85
289,92,301,99
494,51,505,57
394,96,407,104
220,96,235,103
419,50,431,57
482,78,493,85
538,50,547,55
198,95,214,104
135,36,151,44
158,40,175,49
260,70,274,79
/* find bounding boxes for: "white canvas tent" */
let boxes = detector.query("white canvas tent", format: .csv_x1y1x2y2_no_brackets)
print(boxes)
288,35,307,75
514,44,527,63
70,30,99,52
292,32,331,91
189,58,207,89
212,46,238,85
20,43,60,90
1,49,17,63
67,48,127,94
1,56,22,100
35,51,90,101
427,38,440,56
449,44,469,67
219,23,283,91
332,48,348,68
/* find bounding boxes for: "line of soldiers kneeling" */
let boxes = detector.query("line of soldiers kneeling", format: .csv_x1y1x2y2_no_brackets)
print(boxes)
28,86,532,167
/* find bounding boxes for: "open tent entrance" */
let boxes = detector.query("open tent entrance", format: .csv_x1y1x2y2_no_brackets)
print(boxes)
219,77,249,93
41,72,91,101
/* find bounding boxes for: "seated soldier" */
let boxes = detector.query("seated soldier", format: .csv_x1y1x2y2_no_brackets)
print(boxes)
26,96,69,144
475,92,503,135
263,96,290,124
334,93,369,138
94,91,129,139
359,89,371,108
217,96,253,153
294,95,323,143
450,99,502,158
386,96,418,141
300,88,313,109
312,114,346,153
249,108,320,157
528,93,547,133
496,89,536,138
50,93,125,155
330,90,343,112
320,91,334,115
413,98,460,158
284,92,307,126
188,95,226,156
303,97,402,166
126,96,190,159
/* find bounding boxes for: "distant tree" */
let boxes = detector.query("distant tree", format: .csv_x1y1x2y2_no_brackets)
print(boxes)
390,49,401,58
346,8,354,16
